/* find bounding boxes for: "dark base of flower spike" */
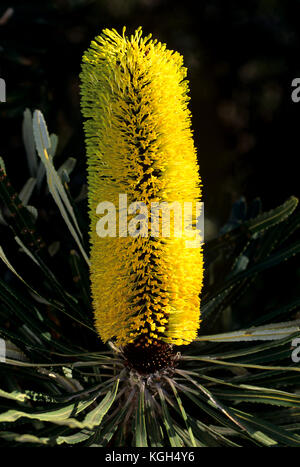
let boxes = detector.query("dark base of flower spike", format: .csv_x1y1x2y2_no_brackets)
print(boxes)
123,338,176,374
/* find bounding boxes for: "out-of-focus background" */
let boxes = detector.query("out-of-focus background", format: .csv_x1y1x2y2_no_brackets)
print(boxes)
0,0,300,237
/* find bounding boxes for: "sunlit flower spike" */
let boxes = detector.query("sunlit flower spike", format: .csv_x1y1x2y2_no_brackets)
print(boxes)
80,27,203,367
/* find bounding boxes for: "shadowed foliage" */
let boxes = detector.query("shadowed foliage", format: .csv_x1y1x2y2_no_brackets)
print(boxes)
0,111,299,447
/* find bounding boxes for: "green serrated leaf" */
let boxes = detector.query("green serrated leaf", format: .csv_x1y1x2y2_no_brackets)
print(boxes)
246,196,298,235
197,320,300,342
0,431,50,445
0,397,96,427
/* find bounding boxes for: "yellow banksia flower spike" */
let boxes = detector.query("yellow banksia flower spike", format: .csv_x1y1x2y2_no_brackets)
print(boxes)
80,27,203,351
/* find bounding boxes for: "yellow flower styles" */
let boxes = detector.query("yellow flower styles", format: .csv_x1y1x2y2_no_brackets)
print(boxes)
80,27,203,347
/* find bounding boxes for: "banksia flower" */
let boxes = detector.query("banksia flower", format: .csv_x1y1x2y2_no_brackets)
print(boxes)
80,27,203,357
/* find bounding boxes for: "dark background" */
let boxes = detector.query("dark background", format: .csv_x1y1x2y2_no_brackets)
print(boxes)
0,0,300,236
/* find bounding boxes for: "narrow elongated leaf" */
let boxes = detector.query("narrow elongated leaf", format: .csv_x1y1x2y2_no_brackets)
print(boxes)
0,432,50,445
0,397,96,427
166,378,197,447
57,157,76,180
49,134,58,159
22,108,38,177
0,388,30,402
182,390,260,445
32,110,89,265
212,389,300,408
157,386,183,447
182,355,300,373
144,388,164,447
56,430,92,445
78,380,119,429
231,407,300,446
135,384,148,447
0,430,91,446
196,320,300,342
246,196,298,235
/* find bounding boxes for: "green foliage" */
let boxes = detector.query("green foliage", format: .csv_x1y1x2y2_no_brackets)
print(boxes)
0,111,300,447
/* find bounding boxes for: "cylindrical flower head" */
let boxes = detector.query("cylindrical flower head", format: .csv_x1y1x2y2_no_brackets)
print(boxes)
80,27,203,348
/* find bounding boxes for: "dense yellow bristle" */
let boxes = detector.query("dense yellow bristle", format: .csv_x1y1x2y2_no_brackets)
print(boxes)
80,27,203,347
